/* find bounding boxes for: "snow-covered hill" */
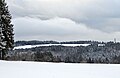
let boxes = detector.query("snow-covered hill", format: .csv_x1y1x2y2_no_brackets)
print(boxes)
14,44,90,49
0,60,120,78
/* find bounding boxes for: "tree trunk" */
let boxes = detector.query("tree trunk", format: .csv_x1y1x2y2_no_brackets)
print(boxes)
1,49,5,60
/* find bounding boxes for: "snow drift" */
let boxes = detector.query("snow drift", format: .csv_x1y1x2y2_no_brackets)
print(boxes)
0,60,120,78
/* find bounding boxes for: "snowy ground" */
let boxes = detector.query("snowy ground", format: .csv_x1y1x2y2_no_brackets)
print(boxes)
0,60,120,78
14,44,90,49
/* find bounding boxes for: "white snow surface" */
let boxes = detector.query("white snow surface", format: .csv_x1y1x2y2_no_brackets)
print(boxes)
0,60,120,78
14,44,90,49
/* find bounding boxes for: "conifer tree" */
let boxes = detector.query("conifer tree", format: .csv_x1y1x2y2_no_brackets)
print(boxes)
0,0,14,60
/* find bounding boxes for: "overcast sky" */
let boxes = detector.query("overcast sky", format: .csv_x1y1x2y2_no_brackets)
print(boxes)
6,0,120,41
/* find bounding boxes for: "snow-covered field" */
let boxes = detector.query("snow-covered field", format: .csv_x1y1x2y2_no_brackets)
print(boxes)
0,60,120,78
14,44,90,49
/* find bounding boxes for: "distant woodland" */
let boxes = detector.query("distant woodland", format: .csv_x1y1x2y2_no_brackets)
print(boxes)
6,41,120,64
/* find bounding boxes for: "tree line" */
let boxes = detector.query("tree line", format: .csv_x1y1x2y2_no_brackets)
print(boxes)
15,40,103,46
8,42,120,64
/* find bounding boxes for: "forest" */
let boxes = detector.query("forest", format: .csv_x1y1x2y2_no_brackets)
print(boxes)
6,41,120,64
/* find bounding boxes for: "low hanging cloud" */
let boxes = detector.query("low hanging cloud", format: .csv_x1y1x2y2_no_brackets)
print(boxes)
7,0,120,30
5,0,120,41
13,17,120,41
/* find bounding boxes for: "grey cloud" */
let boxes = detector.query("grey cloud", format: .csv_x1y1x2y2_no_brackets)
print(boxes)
5,0,120,41
13,17,120,41
6,0,120,32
